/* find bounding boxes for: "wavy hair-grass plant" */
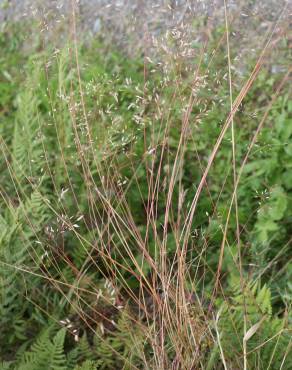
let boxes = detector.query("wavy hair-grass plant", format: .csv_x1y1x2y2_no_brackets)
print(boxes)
0,1,291,369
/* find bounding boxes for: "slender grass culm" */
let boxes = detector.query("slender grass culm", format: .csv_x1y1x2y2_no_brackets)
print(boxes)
0,1,291,369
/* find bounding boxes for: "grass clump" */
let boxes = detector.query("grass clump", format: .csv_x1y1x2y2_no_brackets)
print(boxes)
0,10,291,370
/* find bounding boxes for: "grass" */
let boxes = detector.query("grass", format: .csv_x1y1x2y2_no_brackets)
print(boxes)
0,4,291,369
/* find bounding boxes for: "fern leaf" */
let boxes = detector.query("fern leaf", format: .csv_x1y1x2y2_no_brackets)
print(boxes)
73,360,97,370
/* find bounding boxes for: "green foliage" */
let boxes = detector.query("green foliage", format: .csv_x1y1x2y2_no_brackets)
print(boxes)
1,328,100,370
0,20,291,370
217,282,292,369
18,328,67,370
73,361,97,370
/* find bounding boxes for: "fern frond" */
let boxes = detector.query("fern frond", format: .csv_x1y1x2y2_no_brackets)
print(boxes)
18,328,67,370
0,362,12,370
73,360,97,370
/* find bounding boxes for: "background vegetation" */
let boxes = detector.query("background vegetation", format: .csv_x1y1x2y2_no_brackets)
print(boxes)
0,4,291,369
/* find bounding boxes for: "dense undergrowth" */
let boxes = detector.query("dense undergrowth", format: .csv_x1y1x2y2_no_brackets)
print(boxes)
0,16,291,370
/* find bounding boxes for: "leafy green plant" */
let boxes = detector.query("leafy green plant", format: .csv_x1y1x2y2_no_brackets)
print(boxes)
0,14,291,370
216,282,292,369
